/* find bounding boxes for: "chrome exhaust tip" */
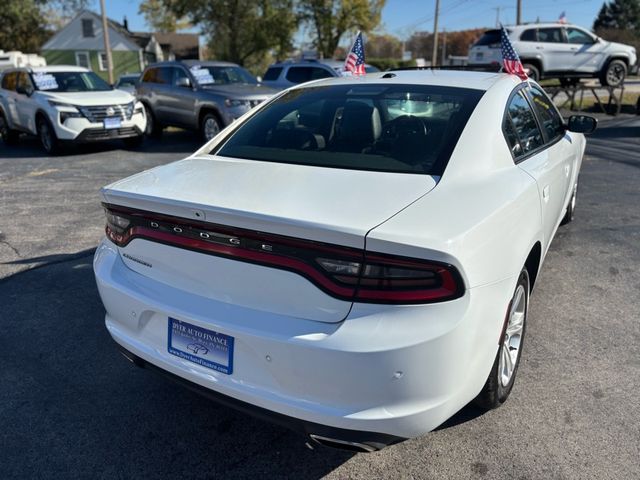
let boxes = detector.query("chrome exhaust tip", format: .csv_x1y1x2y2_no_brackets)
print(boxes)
309,434,378,453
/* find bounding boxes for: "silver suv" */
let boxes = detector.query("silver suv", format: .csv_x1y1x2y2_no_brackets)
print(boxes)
137,60,277,141
468,23,637,86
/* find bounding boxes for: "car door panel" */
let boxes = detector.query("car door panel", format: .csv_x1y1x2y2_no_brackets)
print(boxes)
164,67,198,129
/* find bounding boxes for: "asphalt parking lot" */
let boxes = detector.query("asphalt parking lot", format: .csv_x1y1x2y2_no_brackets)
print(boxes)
1,119,639,479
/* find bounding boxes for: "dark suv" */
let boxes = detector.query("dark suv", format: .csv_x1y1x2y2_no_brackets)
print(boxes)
137,60,277,141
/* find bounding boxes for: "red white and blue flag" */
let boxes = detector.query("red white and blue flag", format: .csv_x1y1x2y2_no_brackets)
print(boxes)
500,25,528,80
558,11,567,24
344,31,366,76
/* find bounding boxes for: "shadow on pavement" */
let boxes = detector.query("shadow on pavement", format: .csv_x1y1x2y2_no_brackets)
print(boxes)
0,129,203,159
1,254,353,479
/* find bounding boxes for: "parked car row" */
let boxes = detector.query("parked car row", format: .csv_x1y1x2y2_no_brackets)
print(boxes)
469,22,637,86
0,65,146,154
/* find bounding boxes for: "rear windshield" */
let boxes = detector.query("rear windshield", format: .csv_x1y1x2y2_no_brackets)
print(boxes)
212,84,484,175
474,30,503,47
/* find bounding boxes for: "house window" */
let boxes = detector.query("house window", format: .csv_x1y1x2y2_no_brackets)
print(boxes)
75,51,90,69
98,52,108,71
82,19,95,37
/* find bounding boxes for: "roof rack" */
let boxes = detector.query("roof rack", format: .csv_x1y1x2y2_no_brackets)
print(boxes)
388,65,502,73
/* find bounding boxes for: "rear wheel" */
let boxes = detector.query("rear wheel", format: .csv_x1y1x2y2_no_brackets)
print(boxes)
600,59,627,87
0,112,19,145
522,63,540,82
37,115,60,155
560,181,578,226
475,268,529,410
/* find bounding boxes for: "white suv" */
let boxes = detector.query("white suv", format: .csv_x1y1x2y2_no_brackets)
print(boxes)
468,23,637,86
0,65,146,154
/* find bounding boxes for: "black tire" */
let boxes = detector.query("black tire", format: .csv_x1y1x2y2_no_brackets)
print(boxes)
0,112,20,145
200,112,221,142
37,115,60,155
522,63,540,82
143,104,162,138
560,182,577,226
123,135,144,149
600,59,627,87
474,268,530,410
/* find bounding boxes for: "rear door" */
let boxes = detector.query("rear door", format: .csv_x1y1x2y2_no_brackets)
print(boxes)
0,71,21,127
504,86,569,250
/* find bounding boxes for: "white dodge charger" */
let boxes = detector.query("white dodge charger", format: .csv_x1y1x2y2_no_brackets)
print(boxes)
93,70,596,452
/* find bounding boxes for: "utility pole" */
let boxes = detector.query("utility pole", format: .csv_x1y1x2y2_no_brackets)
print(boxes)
516,0,522,25
431,0,440,66
492,6,501,27
441,29,447,66
100,0,114,84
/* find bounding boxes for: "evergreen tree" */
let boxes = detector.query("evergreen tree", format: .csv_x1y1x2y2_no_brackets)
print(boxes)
593,0,640,32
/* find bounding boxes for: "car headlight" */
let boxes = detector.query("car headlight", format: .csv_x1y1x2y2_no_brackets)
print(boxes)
225,99,250,108
48,100,78,109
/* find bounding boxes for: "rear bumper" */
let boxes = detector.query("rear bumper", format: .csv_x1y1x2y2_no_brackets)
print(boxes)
94,238,516,443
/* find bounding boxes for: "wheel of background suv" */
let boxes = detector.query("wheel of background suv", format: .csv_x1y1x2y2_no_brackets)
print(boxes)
0,112,20,145
560,181,578,226
123,135,144,149
37,115,60,155
522,63,540,82
474,267,529,410
143,104,162,138
201,112,221,142
600,59,627,87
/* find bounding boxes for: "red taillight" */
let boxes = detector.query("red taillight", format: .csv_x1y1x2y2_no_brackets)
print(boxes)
104,205,464,304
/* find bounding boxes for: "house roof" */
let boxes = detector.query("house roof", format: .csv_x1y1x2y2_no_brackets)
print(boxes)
154,32,199,59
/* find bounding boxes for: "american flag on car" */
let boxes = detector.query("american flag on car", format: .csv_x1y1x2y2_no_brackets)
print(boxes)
344,31,366,76
500,25,528,80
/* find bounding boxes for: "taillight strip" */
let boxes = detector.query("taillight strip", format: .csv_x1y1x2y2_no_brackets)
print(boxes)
103,204,465,304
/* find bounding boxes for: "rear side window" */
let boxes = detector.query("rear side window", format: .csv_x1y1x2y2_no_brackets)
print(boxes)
263,67,282,81
527,86,564,141
537,28,564,43
141,68,157,83
1,72,17,91
141,67,171,84
212,84,484,176
285,67,312,83
520,29,537,42
474,30,502,47
504,90,544,159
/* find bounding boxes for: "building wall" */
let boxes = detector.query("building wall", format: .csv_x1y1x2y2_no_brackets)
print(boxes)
43,50,141,82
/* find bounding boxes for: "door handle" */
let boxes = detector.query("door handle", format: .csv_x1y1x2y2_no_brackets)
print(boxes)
564,164,570,177
536,46,544,50
543,185,550,202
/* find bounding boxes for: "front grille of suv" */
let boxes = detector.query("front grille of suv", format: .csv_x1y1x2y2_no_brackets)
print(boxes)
79,104,133,122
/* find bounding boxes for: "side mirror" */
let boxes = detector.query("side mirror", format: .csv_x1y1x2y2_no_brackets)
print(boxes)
176,77,191,88
16,84,33,96
567,115,597,134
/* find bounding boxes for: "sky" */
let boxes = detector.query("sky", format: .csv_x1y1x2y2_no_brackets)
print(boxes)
101,0,605,41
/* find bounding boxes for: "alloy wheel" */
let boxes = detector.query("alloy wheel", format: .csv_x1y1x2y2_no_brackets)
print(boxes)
204,117,220,141
499,284,526,387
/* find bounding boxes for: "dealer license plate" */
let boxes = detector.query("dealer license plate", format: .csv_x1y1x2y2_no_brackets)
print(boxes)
168,318,234,375
103,117,121,129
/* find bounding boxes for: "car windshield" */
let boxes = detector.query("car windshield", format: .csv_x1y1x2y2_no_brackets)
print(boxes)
117,77,138,87
30,71,112,92
191,65,257,86
213,84,484,175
